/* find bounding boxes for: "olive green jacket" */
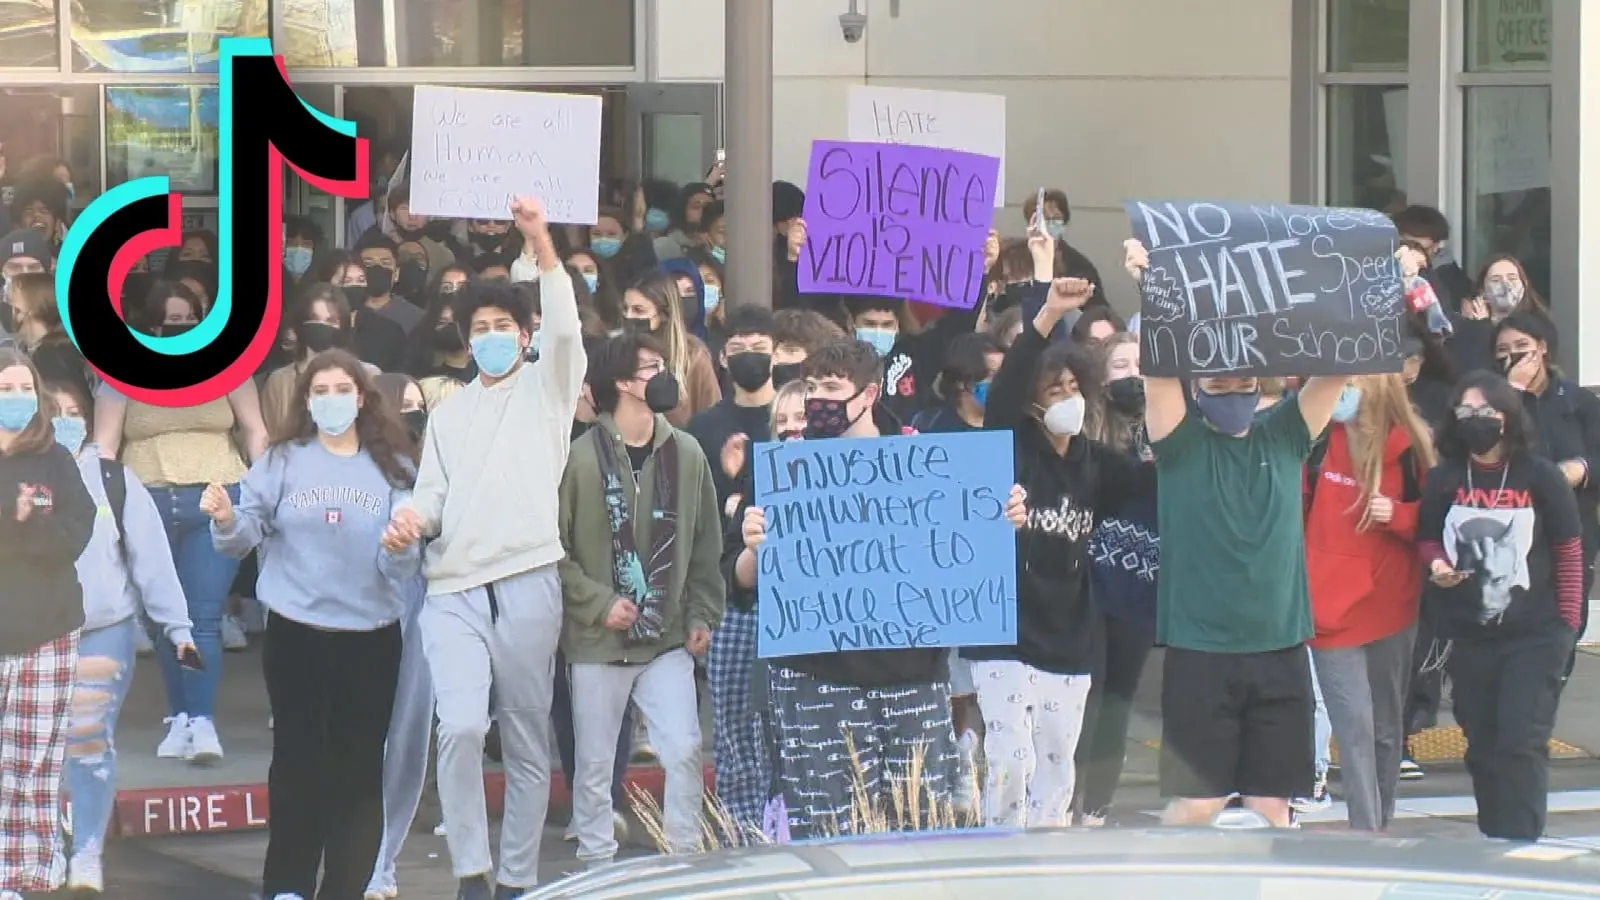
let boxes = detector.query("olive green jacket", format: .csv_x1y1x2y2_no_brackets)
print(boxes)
557,413,725,665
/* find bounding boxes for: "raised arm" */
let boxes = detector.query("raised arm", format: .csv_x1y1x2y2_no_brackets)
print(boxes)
1297,376,1354,441
512,197,586,417
1123,238,1190,443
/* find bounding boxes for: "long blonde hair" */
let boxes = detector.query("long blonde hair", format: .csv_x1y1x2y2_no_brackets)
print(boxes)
1343,373,1437,531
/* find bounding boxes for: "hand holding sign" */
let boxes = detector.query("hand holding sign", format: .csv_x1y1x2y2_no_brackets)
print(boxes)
785,218,808,264
510,195,547,235
741,505,767,552
1004,485,1028,530
1123,238,1149,281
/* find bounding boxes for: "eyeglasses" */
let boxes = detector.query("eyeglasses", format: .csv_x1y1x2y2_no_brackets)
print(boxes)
1453,405,1502,420
635,360,665,379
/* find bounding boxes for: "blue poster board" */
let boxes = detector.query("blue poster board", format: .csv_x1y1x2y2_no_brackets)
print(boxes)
752,430,1018,658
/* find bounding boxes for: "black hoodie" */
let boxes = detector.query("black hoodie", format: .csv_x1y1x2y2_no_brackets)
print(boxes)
962,323,1153,674
0,441,95,654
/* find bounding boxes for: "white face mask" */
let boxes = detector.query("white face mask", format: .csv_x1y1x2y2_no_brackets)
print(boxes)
1042,396,1085,436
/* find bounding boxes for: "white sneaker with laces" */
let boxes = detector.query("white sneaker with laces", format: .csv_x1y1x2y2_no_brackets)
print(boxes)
222,614,249,650
186,716,224,765
68,853,104,892
157,713,191,758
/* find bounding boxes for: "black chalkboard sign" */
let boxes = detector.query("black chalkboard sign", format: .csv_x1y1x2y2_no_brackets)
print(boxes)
1124,200,1406,377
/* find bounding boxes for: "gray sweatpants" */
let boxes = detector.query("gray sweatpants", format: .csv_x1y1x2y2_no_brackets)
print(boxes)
1311,624,1415,831
368,591,435,894
420,566,561,889
570,648,703,863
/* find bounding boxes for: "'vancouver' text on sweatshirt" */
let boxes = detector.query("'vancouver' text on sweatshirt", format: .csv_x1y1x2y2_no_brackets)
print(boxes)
213,440,419,631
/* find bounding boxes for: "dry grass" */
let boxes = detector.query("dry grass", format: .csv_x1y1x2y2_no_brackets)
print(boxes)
629,732,985,854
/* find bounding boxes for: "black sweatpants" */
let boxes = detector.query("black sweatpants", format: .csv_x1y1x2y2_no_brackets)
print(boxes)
1076,613,1155,816
262,612,402,900
1447,627,1574,841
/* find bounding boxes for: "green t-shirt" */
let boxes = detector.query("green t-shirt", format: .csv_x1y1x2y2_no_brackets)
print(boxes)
1153,395,1315,653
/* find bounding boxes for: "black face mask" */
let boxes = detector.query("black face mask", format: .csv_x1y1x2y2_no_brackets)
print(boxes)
726,352,773,393
624,316,656,334
396,261,427,298
771,362,804,388
161,322,197,338
1458,417,1504,455
1107,376,1146,415
298,321,340,354
364,266,394,298
403,409,428,442
424,220,454,241
432,324,464,352
996,284,1028,315
644,371,680,414
470,231,504,252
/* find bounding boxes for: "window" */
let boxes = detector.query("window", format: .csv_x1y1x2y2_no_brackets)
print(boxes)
1462,86,1552,299
0,88,101,210
1461,0,1552,299
1322,0,1409,210
278,0,634,68
104,87,219,195
1326,86,1408,214
1328,0,1409,73
71,0,268,73
0,0,59,67
1466,0,1551,73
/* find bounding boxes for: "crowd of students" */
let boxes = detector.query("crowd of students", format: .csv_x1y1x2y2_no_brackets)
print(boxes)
0,147,1591,900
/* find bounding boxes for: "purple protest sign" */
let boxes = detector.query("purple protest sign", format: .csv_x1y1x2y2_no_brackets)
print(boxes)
797,140,999,309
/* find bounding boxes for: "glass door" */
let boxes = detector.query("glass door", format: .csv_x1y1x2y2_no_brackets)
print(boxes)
282,83,342,247
625,83,721,185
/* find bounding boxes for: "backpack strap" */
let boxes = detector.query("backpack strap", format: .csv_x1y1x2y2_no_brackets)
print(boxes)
1304,435,1331,507
99,458,131,568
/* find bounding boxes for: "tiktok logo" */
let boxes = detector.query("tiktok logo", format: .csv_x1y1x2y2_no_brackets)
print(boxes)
55,38,369,407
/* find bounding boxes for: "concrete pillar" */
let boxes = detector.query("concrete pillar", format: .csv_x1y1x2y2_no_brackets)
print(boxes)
1551,0,1600,383
723,0,774,308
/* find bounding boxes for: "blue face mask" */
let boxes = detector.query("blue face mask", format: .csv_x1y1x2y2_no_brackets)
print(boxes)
590,237,622,260
702,284,721,313
471,330,523,377
0,394,38,431
856,327,897,357
309,393,359,437
51,415,86,454
1331,385,1362,424
710,245,726,264
645,208,671,232
1045,219,1068,240
972,381,990,409
582,272,599,294
1193,387,1259,436
284,246,313,277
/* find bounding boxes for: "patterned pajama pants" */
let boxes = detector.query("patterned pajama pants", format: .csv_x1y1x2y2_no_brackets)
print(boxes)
972,660,1092,828
0,631,78,894
767,666,959,839
706,609,771,833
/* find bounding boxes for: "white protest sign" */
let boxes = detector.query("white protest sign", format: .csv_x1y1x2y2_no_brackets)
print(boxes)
1472,87,1550,195
847,85,1007,207
409,85,603,224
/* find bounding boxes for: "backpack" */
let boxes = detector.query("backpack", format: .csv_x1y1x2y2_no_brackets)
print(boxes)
98,458,130,569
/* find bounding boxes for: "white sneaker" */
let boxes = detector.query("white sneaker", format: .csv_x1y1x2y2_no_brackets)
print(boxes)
272,894,307,900
433,819,448,836
563,818,578,842
221,614,249,650
1,890,26,900
363,888,398,900
68,852,104,891
157,714,191,758
186,716,224,765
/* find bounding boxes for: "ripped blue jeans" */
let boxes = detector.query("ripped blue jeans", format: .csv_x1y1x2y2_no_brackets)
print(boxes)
64,618,138,858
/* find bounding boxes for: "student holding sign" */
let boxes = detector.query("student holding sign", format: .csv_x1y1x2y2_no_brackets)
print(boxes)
1124,237,1357,829
733,340,1024,837
964,254,1153,828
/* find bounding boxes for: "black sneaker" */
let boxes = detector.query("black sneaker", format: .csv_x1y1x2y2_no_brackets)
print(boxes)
495,884,530,900
1399,758,1424,781
457,875,492,900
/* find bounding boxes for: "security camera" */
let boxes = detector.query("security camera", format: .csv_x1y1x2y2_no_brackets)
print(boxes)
839,10,867,43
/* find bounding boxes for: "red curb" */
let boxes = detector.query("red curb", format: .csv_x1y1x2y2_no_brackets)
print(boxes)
111,764,715,839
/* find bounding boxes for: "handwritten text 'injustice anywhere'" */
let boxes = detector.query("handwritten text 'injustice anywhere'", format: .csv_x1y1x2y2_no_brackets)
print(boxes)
756,440,1011,651
805,145,990,306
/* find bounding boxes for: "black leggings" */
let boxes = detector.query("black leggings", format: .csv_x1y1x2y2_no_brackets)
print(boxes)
1076,614,1155,816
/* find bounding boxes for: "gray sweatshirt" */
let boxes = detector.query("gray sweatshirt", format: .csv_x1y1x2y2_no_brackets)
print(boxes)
72,446,193,646
212,440,421,631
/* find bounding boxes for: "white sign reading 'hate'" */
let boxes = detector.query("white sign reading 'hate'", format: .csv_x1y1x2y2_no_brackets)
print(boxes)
846,85,1007,206
409,85,603,224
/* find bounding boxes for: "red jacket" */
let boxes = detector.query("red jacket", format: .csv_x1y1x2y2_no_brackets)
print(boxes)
1303,426,1423,650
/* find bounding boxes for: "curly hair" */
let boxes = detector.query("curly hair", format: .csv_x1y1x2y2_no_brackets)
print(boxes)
273,349,414,489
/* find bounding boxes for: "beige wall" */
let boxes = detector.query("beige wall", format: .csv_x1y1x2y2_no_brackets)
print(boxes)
651,0,1293,315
